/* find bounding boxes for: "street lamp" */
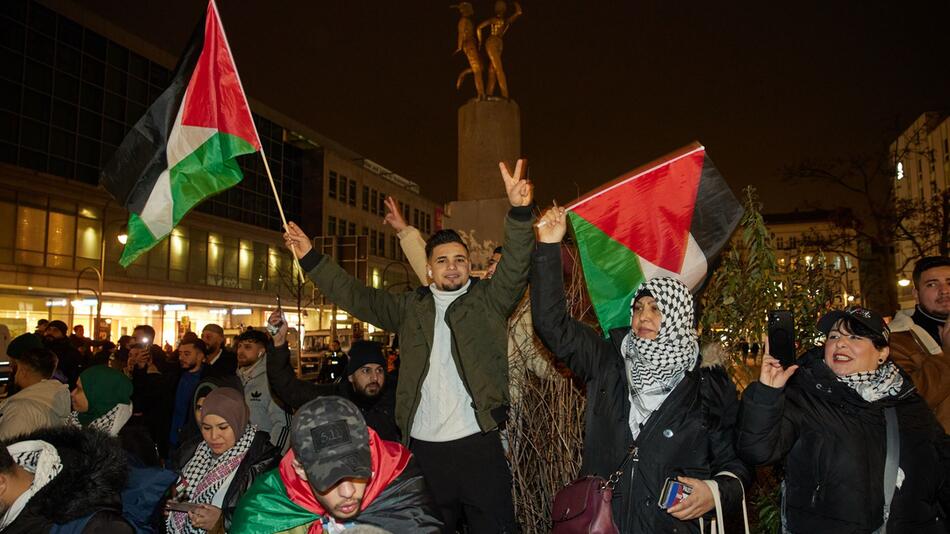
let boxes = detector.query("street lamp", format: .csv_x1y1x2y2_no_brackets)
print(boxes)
898,278,911,287
74,203,127,340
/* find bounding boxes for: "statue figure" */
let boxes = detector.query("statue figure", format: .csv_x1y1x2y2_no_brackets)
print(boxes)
452,2,485,99
477,0,522,99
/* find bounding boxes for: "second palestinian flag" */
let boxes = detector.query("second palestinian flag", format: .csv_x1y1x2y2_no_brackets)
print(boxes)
567,143,743,334
101,0,261,267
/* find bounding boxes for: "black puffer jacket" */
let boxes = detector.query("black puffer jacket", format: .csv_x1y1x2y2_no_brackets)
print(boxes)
170,429,279,531
738,348,950,533
531,243,750,533
1,426,133,533
267,343,401,442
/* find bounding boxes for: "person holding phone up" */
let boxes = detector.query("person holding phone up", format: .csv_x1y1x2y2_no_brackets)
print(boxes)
531,206,750,533
738,307,950,533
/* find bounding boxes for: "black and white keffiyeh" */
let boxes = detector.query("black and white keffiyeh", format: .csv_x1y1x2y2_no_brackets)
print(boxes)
837,361,904,403
623,277,699,437
0,440,63,530
69,403,132,436
166,424,257,534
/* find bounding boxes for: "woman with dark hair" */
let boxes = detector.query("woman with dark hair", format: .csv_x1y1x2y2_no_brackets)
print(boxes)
738,307,950,533
530,206,750,532
167,387,278,533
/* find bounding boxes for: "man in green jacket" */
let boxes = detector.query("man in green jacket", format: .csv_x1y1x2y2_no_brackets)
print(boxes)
282,160,533,533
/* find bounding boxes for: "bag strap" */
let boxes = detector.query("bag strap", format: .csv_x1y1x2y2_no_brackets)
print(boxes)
880,407,900,533
700,471,751,534
602,445,639,490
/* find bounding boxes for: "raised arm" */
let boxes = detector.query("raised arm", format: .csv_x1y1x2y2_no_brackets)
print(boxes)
736,353,802,466
529,206,611,380
264,310,338,411
482,159,535,317
284,222,407,332
383,196,428,286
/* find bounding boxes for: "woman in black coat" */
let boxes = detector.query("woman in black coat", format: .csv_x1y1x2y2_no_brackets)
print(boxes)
738,307,950,533
531,207,750,533
166,387,279,533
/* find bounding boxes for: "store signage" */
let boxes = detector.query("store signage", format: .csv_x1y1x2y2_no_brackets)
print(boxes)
163,304,187,311
232,308,253,315
46,299,68,307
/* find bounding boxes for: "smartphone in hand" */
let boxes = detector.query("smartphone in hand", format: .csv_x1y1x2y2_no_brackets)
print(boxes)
165,501,200,513
768,309,796,367
658,477,693,509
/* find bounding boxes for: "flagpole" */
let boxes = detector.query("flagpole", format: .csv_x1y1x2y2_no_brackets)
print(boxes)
259,151,306,284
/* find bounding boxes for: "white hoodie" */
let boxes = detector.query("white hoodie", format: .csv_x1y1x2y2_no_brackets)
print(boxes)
0,380,71,441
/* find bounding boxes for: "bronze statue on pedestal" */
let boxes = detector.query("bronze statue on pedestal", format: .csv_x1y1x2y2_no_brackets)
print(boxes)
478,0,522,99
452,2,485,99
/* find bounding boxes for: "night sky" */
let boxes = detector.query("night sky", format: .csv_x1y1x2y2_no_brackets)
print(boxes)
78,0,950,212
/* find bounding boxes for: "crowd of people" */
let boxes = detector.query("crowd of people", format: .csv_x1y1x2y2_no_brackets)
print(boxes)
0,160,949,533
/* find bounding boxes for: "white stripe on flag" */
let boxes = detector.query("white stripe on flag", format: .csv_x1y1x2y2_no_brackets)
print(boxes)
139,103,215,238
637,233,708,291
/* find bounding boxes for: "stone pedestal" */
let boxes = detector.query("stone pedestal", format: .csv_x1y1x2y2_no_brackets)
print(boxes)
457,98,521,201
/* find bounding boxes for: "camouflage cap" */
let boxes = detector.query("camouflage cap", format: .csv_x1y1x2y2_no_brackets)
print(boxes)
291,396,372,493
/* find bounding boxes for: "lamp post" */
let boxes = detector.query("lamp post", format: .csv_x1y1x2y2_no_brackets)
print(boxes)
74,200,127,340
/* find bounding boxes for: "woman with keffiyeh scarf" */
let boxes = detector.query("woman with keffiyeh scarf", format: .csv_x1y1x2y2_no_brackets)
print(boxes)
531,206,751,533
166,387,278,533
739,307,950,533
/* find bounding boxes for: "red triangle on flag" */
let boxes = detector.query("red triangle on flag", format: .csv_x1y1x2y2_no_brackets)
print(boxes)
569,145,704,273
180,0,261,150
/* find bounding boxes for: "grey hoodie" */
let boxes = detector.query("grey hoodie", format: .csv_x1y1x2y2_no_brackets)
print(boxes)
239,356,290,452
0,380,70,440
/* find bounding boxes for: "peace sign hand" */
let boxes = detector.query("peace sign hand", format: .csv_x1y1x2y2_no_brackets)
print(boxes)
500,159,533,208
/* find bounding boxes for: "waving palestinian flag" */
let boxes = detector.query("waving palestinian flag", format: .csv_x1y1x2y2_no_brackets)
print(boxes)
101,0,260,267
567,143,743,334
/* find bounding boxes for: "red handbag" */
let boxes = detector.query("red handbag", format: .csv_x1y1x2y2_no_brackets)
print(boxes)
551,446,637,534
551,476,619,534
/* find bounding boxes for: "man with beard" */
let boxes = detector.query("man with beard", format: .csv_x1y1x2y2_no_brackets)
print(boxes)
168,334,207,452
889,256,950,431
266,311,400,442
236,328,291,451
230,396,440,533
201,324,238,377
42,321,82,390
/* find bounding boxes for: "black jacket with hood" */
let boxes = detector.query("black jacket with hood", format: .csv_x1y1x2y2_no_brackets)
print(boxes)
738,347,950,533
170,429,279,531
530,243,751,533
0,426,133,534
266,342,401,442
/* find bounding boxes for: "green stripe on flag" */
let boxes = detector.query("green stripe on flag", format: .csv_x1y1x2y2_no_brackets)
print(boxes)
568,211,645,335
119,131,256,267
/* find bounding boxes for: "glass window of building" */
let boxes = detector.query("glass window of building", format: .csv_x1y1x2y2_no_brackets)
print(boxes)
169,226,189,282
207,232,224,286
348,179,356,207
0,200,16,264
402,203,409,222
252,241,269,290
370,229,378,255
46,210,75,269
239,239,253,289
267,246,282,290
148,238,168,281
370,189,378,215
362,185,369,211
327,216,336,236
378,194,385,215
328,171,337,199
188,228,208,284
222,235,239,288
16,205,47,266
413,208,419,228
348,222,356,236
390,236,397,261
377,233,385,258
337,219,346,237
339,176,347,204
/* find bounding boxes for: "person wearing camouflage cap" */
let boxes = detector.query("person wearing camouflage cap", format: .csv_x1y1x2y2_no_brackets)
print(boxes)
231,396,441,534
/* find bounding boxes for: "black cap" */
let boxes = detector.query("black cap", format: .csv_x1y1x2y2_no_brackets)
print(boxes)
346,341,387,376
46,320,68,335
817,306,889,342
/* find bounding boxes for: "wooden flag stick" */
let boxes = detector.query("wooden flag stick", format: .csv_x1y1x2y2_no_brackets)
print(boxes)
259,151,306,284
